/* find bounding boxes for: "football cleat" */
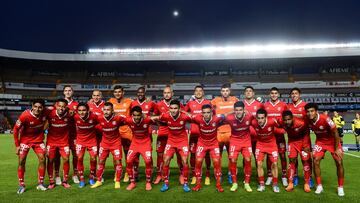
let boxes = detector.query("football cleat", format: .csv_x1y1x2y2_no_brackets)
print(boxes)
191,177,197,185
230,183,238,192
227,173,233,184
114,181,121,189
78,181,86,188
273,185,280,193
315,185,323,195
216,184,224,193
192,184,202,192
17,186,25,194
36,184,47,191
183,183,191,192
309,176,315,188
179,175,185,185
153,175,162,185
145,182,152,191
90,181,102,189
47,183,56,190
204,176,211,185
160,184,169,192
257,185,265,192
265,177,272,186
285,182,294,192
62,182,71,188
126,182,136,191
337,187,345,197
72,175,80,184
123,172,130,183
244,183,252,192
282,177,288,187
304,183,311,193
89,179,96,186
55,176,62,186
293,175,299,187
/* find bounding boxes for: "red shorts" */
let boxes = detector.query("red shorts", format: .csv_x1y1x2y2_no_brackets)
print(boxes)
164,141,189,157
99,146,122,161
196,141,220,159
189,136,199,153
288,139,310,160
19,142,46,158
127,140,152,163
76,144,98,158
255,142,278,163
46,144,70,159
313,142,343,161
229,138,252,159
275,133,286,153
156,136,168,153
303,133,312,150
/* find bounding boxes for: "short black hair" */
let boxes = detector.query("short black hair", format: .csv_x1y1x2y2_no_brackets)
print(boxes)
62,85,73,91
137,86,146,92
305,103,318,111
202,104,212,110
290,87,301,95
194,85,204,90
170,99,181,107
56,98,68,105
270,87,279,92
221,83,231,89
244,86,254,92
32,99,45,107
282,110,293,118
234,101,244,108
77,102,89,110
131,106,142,114
256,108,267,117
113,85,124,91
104,102,113,108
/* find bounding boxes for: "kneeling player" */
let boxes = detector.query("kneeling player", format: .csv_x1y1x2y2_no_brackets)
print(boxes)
91,102,125,189
252,109,280,193
305,103,345,196
280,110,311,192
191,104,224,192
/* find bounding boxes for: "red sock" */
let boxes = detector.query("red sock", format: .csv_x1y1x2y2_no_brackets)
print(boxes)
176,153,183,172
47,161,54,183
126,162,135,182
338,177,344,187
272,177,278,185
63,160,69,182
38,167,45,184
288,162,295,182
303,161,311,184
156,153,163,176
55,154,60,177
205,154,211,177
18,167,25,186
213,160,222,185
190,153,196,177
145,161,153,183
266,158,272,177
195,159,202,184
281,158,287,178
162,165,170,185
90,158,97,180
77,158,84,181
316,176,322,185
294,159,298,177
244,159,252,183
96,163,104,181
259,176,265,186
115,163,122,182
133,156,140,178
183,164,189,184
230,161,237,183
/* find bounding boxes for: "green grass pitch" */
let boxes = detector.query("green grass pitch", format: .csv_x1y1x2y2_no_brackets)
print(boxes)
0,133,359,203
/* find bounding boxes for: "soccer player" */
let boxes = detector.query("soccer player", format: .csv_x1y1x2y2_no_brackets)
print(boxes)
74,103,99,188
46,99,73,189
184,85,212,185
333,111,345,146
252,109,280,193
91,102,125,189
280,110,311,192
13,99,49,194
225,101,253,192
108,85,133,182
63,85,79,184
191,104,224,192
153,85,184,185
125,106,157,191
264,87,288,186
159,100,192,192
305,103,345,196
287,87,314,187
352,112,360,151
88,90,105,149
211,83,239,183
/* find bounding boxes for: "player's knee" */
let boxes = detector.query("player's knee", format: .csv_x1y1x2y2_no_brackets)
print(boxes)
38,156,46,163
19,158,26,166
313,158,321,165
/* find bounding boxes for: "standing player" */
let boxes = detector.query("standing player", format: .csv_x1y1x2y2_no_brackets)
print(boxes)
225,101,254,192
88,90,105,149
264,87,288,186
279,110,312,192
184,85,212,185
63,85,79,184
108,85,133,182
332,111,345,146
159,100,192,192
74,103,99,188
305,103,345,196
252,109,280,193
91,102,125,189
46,99,73,189
125,106,157,191
352,112,360,151
211,83,239,183
13,99,49,194
153,85,183,185
191,104,224,192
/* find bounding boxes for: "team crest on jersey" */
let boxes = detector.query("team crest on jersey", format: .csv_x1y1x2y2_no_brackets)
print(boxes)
30,121,34,125
143,124,148,128
52,118,56,122
254,106,257,110
123,103,127,107
89,120,93,124
145,105,148,109
180,121,184,125
277,107,281,111
295,128,299,132
268,127,272,132
77,121,81,124
112,121,117,125
299,108,302,111
319,126,324,130
246,121,250,125
101,122,104,125
212,123,216,127
64,118,68,122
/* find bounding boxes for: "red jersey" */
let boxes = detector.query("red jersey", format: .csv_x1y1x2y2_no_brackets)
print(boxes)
287,100,307,119
74,112,99,146
159,111,191,144
264,100,288,119
251,118,279,144
184,99,212,135
280,117,310,142
130,99,156,116
46,109,73,146
192,114,224,146
13,110,48,147
66,99,78,138
98,114,125,149
88,100,105,116
307,113,337,146
224,112,253,141
125,117,154,142
244,99,264,117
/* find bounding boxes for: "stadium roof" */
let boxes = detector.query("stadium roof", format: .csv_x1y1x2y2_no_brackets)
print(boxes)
1,43,360,61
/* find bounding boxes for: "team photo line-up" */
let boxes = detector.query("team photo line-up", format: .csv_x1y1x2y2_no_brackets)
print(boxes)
14,83,357,197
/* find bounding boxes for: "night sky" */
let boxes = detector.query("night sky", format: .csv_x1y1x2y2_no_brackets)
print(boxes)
1,0,360,53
